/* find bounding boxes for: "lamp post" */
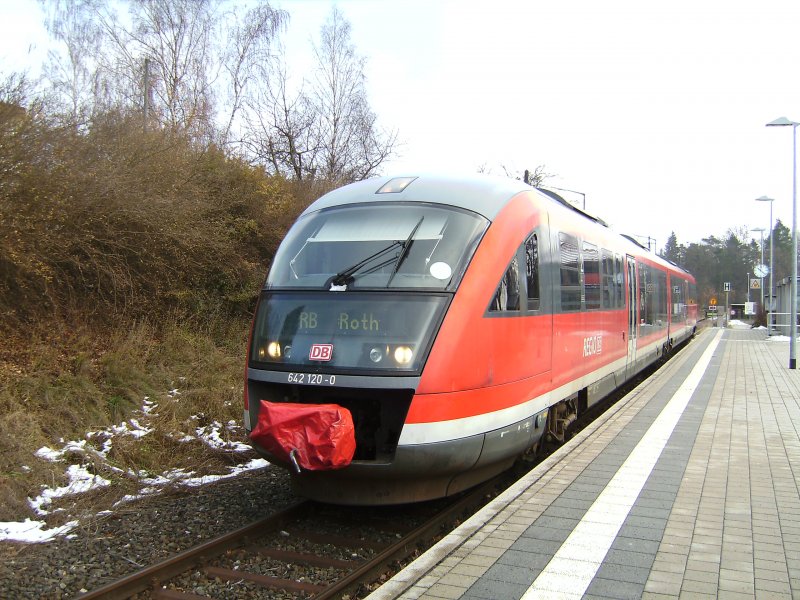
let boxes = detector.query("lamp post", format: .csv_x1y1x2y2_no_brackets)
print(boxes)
767,117,798,368
755,196,775,336
751,226,766,308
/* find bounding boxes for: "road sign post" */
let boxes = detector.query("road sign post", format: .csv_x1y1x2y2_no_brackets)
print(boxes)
723,282,731,327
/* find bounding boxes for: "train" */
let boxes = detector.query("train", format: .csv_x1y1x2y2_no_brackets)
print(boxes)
243,174,698,505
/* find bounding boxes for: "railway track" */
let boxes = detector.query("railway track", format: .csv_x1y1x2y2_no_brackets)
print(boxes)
77,336,696,600
76,476,505,600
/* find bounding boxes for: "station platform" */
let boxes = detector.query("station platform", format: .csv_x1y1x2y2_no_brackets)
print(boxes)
366,327,800,600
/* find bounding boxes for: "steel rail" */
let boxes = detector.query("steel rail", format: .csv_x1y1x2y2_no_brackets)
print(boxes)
311,476,504,600
76,476,502,600
76,501,312,600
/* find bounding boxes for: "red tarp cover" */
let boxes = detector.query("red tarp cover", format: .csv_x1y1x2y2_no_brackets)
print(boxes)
250,400,356,471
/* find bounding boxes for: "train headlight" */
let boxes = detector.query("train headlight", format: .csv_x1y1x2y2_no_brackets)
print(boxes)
394,346,413,365
369,347,384,363
267,341,282,359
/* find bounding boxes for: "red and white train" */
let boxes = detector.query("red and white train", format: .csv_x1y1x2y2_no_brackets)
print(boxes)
244,174,697,505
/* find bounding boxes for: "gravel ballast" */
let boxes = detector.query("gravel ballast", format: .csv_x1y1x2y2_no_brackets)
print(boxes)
0,466,300,599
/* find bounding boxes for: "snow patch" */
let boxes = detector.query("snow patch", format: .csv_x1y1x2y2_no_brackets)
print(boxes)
2,391,267,543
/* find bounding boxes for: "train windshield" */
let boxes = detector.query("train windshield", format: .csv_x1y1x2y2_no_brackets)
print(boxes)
249,292,448,374
266,203,488,290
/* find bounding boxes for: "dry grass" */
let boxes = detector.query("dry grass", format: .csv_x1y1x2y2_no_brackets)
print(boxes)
0,100,325,525
0,316,255,522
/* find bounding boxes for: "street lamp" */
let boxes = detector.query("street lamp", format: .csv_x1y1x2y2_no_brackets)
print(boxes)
767,117,799,368
755,195,775,336
751,227,766,308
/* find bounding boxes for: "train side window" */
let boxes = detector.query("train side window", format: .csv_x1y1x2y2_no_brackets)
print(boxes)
638,261,650,325
583,242,601,310
655,269,668,327
684,280,690,316
638,262,668,329
559,233,581,311
601,250,614,308
614,254,624,307
525,234,540,311
671,277,686,324
489,256,521,312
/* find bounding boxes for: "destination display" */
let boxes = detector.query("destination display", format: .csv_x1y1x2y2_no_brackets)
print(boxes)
249,291,449,373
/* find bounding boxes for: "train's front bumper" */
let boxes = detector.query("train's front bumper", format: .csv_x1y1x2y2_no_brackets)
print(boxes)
244,369,548,504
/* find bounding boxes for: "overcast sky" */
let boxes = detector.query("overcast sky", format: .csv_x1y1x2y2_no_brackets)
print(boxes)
3,0,799,252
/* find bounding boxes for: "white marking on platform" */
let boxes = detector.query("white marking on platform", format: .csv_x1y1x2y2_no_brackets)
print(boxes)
522,329,723,599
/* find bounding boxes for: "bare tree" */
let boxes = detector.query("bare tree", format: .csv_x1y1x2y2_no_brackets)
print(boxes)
241,7,396,183
38,0,287,144
523,165,554,187
309,7,396,183
35,1,395,176
128,0,217,136
39,0,104,125
219,3,287,147
243,51,317,179
52,0,216,135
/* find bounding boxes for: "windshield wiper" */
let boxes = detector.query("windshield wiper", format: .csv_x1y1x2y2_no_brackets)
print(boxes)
327,217,425,290
328,240,403,288
386,217,424,287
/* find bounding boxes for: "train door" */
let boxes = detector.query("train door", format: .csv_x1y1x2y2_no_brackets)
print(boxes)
666,275,673,344
625,255,637,380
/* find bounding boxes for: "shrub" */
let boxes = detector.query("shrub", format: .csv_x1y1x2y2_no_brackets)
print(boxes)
0,105,325,520
0,108,311,331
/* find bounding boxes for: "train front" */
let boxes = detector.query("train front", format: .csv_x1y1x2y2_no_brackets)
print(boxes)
244,178,489,504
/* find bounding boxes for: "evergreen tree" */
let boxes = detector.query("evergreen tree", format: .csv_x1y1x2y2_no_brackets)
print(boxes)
661,231,685,266
769,219,792,282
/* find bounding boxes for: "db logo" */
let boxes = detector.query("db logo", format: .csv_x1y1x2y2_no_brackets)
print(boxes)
309,344,333,361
